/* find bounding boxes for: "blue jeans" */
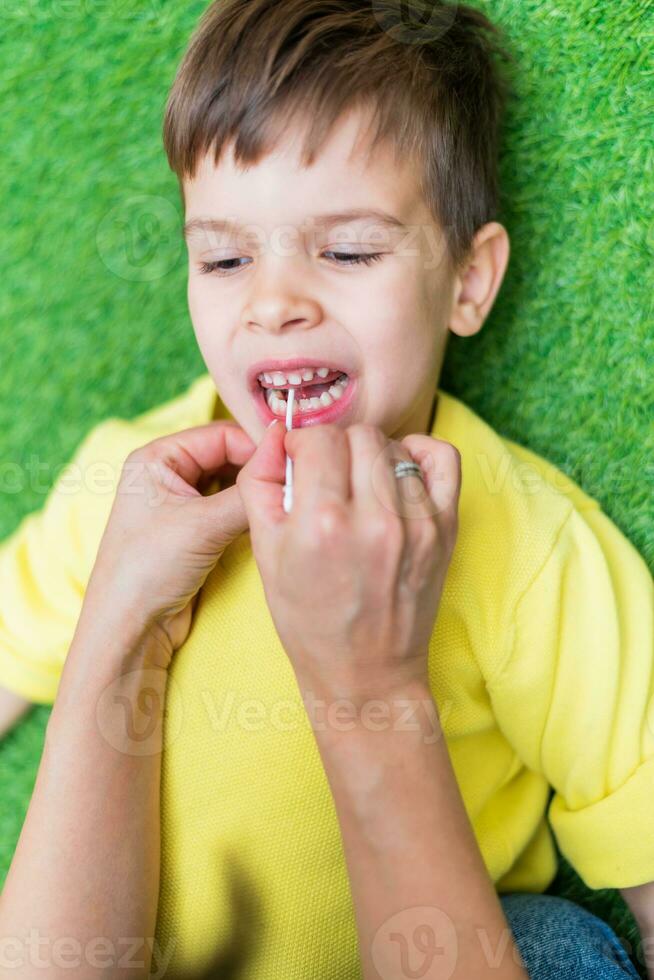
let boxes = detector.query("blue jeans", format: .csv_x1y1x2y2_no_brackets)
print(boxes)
500,892,641,978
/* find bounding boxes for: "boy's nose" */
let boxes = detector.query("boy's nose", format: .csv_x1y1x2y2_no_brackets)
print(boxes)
241,287,322,335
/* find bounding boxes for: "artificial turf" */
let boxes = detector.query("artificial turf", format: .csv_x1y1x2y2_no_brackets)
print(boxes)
0,1,652,974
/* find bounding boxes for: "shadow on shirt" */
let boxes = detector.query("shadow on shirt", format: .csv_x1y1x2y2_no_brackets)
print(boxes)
156,850,265,980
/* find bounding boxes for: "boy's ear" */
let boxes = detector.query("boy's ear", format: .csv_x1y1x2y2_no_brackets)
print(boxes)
448,222,510,338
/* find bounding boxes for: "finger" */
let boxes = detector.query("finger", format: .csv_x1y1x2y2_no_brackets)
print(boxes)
236,419,288,532
197,464,235,496
144,421,257,489
284,425,350,507
389,440,435,524
346,425,405,518
399,435,462,521
192,482,250,548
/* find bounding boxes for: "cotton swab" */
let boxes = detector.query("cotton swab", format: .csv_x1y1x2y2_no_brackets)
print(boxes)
282,387,295,513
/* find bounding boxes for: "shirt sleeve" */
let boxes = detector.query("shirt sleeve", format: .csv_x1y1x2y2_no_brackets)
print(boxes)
0,421,122,704
485,501,654,890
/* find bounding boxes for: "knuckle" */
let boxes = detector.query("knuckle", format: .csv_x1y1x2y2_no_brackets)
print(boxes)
423,439,460,474
364,513,402,552
130,442,159,467
314,423,344,445
121,443,170,492
312,498,349,546
402,521,441,592
385,520,405,561
350,422,383,444
407,520,438,569
417,517,439,550
121,447,147,480
124,445,144,465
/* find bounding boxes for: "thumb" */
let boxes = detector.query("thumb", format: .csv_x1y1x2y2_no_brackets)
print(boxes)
199,483,251,552
236,418,288,535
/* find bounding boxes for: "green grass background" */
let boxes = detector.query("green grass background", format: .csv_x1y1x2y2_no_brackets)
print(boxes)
0,0,652,973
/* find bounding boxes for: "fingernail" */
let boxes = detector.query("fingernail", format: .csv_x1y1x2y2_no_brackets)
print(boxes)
267,418,279,429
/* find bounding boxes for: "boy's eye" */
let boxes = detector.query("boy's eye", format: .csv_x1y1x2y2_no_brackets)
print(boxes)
323,250,384,267
199,257,250,275
197,251,384,276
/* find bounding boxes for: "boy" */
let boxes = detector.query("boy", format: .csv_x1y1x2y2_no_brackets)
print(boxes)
1,0,653,976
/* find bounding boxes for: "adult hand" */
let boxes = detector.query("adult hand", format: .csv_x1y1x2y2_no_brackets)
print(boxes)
82,421,256,667
237,420,461,702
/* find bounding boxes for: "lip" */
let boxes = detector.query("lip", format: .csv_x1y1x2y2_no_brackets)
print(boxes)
246,357,354,394
252,373,358,429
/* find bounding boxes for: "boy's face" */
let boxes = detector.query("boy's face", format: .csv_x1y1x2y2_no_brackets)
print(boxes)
183,105,458,443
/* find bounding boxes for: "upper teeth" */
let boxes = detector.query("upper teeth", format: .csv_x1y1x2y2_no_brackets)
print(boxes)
257,366,334,386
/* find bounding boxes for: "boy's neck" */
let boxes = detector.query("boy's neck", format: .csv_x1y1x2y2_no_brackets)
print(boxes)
390,389,439,441
426,391,439,433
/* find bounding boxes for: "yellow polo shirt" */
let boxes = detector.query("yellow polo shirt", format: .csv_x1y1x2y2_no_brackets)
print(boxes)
1,372,653,978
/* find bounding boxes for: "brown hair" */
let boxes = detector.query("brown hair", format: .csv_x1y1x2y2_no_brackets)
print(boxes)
163,0,514,273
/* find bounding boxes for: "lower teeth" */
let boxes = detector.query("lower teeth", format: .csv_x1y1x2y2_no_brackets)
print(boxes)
265,374,349,416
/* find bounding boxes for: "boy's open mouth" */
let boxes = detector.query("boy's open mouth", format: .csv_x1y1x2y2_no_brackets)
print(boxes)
258,367,349,416
250,361,356,427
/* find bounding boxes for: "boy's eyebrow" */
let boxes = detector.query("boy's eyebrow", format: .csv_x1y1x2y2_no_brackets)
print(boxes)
182,208,408,241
